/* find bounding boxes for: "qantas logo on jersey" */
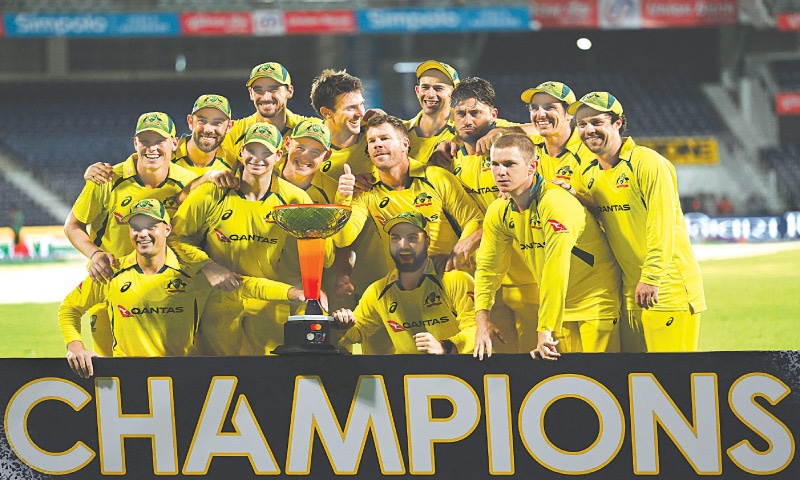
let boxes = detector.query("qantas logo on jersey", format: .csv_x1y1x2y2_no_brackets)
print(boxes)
402,317,450,329
166,278,187,293
556,165,573,180
387,320,405,332
119,305,185,316
424,292,442,308
547,219,569,233
214,229,231,242
117,305,133,317
113,211,126,225
616,173,630,189
466,186,499,195
520,242,545,250
597,204,631,213
414,193,433,208
467,290,474,302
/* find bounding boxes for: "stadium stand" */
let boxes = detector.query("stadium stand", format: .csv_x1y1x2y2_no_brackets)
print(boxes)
771,58,800,89
760,143,800,211
0,172,60,226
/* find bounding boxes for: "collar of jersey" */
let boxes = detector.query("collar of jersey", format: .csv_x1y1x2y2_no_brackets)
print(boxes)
385,257,438,291
509,172,544,213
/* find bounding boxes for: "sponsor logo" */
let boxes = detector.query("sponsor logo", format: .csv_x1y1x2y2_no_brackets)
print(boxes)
587,178,595,189
163,196,179,211
221,209,233,220
597,204,631,213
380,197,390,208
119,305,185,316
547,219,568,233
424,292,442,308
264,212,276,224
214,229,231,242
77,281,84,292
403,317,450,329
387,320,405,332
166,278,186,293
555,165,573,180
616,173,630,188
509,220,515,229
467,186,499,195
520,242,545,250
466,290,474,302
121,196,133,207
481,157,492,172
666,317,674,326
90,314,97,332
389,302,398,313
531,215,542,230
453,166,462,176
113,211,126,225
321,161,331,173
120,282,131,292
117,305,133,317
414,193,433,207
226,234,278,243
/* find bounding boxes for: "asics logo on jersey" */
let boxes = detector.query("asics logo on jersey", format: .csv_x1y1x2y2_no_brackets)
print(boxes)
387,320,405,332
597,204,631,213
380,197,390,208
120,282,131,292
424,292,442,308
454,166,462,176
508,220,515,229
214,229,231,242
121,196,133,207
616,173,630,188
222,209,233,220
587,178,595,189
666,317,674,326
167,279,187,293
321,161,331,173
414,193,433,207
389,302,398,313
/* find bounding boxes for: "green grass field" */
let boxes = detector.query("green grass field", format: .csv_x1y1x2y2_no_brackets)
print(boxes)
1,246,798,357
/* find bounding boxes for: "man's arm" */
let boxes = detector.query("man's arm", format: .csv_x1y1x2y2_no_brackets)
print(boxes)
58,276,104,378
64,211,117,283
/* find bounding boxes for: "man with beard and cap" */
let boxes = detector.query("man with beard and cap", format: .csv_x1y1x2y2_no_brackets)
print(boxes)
570,91,705,352
404,60,460,164
333,211,476,354
222,61,311,154
84,94,239,191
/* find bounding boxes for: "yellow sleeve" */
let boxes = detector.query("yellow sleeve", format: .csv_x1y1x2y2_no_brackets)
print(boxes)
170,184,221,266
474,200,512,312
429,167,484,239
58,277,104,347
238,276,292,302
71,180,110,226
443,271,477,354
337,283,385,347
637,151,677,286
332,195,370,248
538,189,585,333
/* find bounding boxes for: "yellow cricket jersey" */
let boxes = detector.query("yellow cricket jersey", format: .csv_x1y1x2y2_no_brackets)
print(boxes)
275,160,339,205
172,135,238,176
475,174,621,333
58,248,209,357
71,154,198,257
320,132,373,177
579,137,706,313
334,159,484,261
170,176,332,284
532,129,592,195
404,110,456,164
222,109,310,155
339,260,476,354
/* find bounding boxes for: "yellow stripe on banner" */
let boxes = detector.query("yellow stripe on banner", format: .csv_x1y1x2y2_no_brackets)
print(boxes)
636,137,719,165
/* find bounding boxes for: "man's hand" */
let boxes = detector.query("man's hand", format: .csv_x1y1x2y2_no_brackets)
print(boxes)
201,262,241,291
338,164,356,199
362,108,387,125
446,228,482,272
550,179,576,196
333,274,355,297
206,170,239,189
531,331,561,361
84,162,113,185
88,251,118,283
353,173,374,196
287,286,306,302
427,148,455,171
475,127,506,156
331,308,356,326
414,332,445,354
66,341,99,379
635,282,659,309
473,310,506,360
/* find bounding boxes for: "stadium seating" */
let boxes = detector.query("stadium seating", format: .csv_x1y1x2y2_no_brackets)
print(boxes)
770,59,800,89
760,143,800,211
0,174,60,226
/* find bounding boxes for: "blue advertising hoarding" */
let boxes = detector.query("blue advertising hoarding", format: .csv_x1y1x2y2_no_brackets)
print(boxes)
357,6,531,33
4,13,180,37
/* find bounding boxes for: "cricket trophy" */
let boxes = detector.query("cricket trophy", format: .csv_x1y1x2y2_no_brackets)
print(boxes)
271,203,351,355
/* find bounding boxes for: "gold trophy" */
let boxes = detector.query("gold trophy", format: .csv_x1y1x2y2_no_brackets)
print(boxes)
271,204,351,355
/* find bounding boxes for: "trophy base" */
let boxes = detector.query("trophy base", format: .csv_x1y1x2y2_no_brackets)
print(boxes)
272,315,344,356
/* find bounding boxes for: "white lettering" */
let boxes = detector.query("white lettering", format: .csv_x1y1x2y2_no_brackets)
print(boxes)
485,375,514,474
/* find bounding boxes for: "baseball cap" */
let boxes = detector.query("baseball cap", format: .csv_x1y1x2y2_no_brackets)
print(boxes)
520,81,576,105
415,60,460,87
383,211,428,233
135,112,176,138
123,198,170,224
192,94,232,118
243,122,282,153
291,119,332,150
247,62,292,87
567,91,624,116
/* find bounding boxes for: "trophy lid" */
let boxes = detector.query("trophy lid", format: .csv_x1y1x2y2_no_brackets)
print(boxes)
272,204,352,239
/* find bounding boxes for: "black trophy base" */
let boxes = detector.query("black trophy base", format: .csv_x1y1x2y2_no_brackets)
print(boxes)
271,313,344,356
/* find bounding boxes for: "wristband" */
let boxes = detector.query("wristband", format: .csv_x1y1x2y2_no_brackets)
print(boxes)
90,250,103,259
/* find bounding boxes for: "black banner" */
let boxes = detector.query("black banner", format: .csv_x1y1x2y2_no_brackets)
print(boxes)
2,352,799,478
